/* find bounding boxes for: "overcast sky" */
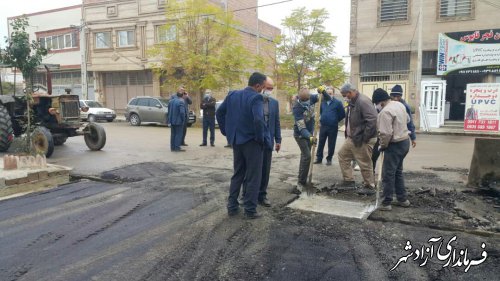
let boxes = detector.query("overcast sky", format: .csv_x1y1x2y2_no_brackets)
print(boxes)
0,0,350,68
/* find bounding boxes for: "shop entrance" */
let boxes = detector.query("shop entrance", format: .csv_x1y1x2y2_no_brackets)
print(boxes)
445,74,486,120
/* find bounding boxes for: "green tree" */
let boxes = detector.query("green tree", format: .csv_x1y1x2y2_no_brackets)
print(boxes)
150,0,260,110
277,8,346,95
0,16,47,154
1,17,47,94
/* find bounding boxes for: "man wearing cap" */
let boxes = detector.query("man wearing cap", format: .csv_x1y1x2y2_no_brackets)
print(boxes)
372,85,417,172
314,87,345,166
371,88,411,211
390,85,416,147
338,83,378,189
200,89,217,147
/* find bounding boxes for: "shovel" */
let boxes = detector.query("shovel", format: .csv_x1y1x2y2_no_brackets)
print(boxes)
375,151,384,208
305,91,323,194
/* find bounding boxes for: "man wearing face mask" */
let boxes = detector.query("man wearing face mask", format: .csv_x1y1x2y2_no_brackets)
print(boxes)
257,77,281,206
292,87,331,193
216,72,268,219
177,87,192,147
168,89,187,152
200,89,217,147
314,87,345,166
338,83,378,189
371,88,411,211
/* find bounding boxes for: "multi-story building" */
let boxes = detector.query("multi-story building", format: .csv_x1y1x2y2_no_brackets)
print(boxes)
7,5,95,99
83,0,280,113
349,0,500,130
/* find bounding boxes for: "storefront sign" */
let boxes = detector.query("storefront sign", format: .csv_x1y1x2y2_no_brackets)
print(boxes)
464,83,500,132
437,29,500,75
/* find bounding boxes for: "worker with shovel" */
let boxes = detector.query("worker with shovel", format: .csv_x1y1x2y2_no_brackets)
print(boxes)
291,86,330,194
371,89,411,211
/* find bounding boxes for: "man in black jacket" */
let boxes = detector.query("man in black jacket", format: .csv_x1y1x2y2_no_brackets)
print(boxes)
200,89,217,147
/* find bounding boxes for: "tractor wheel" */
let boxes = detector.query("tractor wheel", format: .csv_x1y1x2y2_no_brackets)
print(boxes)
84,123,106,151
0,104,14,152
53,136,68,146
32,127,54,158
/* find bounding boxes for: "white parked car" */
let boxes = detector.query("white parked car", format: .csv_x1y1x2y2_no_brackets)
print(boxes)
79,100,116,122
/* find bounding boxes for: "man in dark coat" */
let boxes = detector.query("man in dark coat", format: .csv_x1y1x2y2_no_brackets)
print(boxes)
168,91,186,152
177,86,192,146
216,72,268,219
314,87,345,165
200,89,216,147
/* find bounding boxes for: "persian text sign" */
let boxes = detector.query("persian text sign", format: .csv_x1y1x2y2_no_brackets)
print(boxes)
437,29,500,75
464,83,500,132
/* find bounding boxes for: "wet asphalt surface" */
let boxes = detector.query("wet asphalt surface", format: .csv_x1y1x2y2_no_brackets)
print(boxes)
1,123,499,280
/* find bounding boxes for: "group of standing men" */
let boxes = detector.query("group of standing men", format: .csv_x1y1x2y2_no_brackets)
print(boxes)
291,82,416,211
170,73,417,217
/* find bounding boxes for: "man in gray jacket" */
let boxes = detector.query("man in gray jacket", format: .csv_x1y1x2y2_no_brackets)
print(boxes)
371,88,411,211
338,84,378,189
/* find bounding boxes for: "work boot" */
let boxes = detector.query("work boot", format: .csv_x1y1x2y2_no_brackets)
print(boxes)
228,208,240,216
211,143,215,147
378,204,392,211
172,149,186,152
326,160,332,166
259,198,271,207
200,143,207,146
313,159,322,164
290,183,304,195
244,212,262,219
181,143,188,146
394,200,411,208
224,144,232,148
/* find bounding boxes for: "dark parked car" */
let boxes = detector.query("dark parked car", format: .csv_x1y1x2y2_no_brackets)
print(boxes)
125,96,196,126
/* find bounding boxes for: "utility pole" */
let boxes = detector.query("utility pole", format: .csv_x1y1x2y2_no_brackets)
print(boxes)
80,19,88,100
416,0,423,124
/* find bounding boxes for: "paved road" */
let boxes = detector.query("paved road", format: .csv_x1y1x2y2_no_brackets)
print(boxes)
1,162,498,281
3,122,478,175
1,122,498,281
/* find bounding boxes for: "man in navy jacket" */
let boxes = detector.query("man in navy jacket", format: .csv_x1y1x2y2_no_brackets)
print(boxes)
259,77,281,207
168,92,186,152
216,72,268,219
314,87,345,165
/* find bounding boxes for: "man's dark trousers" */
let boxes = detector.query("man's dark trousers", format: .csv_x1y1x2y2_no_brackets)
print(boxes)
372,138,380,173
170,125,183,151
228,141,263,214
382,139,410,205
202,116,216,145
295,137,311,184
182,120,188,144
259,148,273,201
316,125,338,162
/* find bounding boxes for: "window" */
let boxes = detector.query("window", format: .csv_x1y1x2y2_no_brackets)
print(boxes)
117,30,135,47
379,0,409,23
137,98,150,107
95,32,112,49
150,99,161,108
439,0,472,18
360,52,411,73
129,98,138,106
39,33,77,50
156,25,177,43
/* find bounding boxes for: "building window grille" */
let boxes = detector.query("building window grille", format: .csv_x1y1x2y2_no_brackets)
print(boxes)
439,0,472,18
117,30,135,47
39,33,78,50
379,0,408,22
95,32,112,49
156,25,177,43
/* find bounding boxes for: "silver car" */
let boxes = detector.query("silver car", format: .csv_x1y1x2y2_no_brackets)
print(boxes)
125,96,196,126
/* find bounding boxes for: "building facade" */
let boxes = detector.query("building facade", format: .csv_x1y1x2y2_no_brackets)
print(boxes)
350,0,500,129
7,5,95,99
83,0,280,113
